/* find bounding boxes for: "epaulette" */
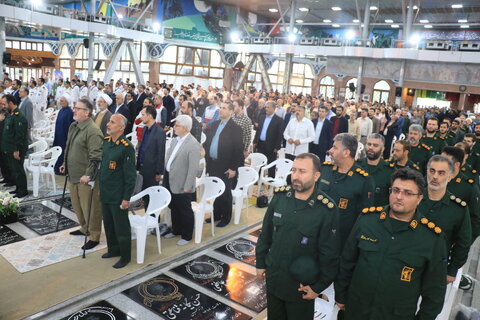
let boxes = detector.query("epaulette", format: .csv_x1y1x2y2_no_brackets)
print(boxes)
420,217,442,235
14,112,19,115
386,162,395,168
316,193,335,209
449,194,467,207
354,167,369,177
274,185,292,193
120,138,129,147
439,136,445,140
412,163,420,170
421,144,431,150
104,136,111,140
322,161,333,166
467,178,474,184
361,206,384,215
473,169,477,174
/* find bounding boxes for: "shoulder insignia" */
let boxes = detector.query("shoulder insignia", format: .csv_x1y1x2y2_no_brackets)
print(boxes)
104,136,111,140
316,192,336,209
439,136,445,140
456,177,461,183
434,137,437,140
389,163,395,168
362,208,369,214
14,112,19,115
379,211,387,220
422,144,431,150
420,217,442,235
323,161,333,166
413,164,420,170
120,139,129,147
274,186,287,193
473,170,477,174
461,167,466,172
410,220,418,229
468,179,474,184
450,194,467,207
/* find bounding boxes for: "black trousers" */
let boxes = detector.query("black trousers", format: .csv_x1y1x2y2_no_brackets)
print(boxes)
207,160,234,223
256,140,277,176
7,153,27,193
267,291,314,320
164,171,195,241
0,152,12,183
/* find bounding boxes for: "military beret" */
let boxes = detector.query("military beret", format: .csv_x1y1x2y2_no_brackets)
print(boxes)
289,255,320,285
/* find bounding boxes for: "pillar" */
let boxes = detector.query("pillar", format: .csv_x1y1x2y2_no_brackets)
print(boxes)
311,73,321,96
0,17,5,73
404,0,415,43
149,60,160,84
223,66,234,91
458,93,467,111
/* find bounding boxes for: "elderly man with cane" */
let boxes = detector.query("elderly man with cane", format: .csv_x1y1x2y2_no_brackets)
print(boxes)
60,98,104,250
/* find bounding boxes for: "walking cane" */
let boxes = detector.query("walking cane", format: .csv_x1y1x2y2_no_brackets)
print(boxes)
55,174,69,233
82,162,100,259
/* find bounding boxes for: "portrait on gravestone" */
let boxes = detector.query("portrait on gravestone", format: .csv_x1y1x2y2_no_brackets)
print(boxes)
215,238,257,266
61,300,133,320
18,203,78,235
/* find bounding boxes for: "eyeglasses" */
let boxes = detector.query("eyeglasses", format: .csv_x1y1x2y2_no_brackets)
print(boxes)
389,187,422,197
73,107,89,111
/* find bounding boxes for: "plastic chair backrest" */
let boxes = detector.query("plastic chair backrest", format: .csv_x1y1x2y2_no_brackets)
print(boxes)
198,158,206,179
29,140,48,153
277,148,286,159
201,132,206,144
234,167,259,192
247,153,268,172
399,133,406,141
144,186,172,218
390,135,398,156
275,159,293,179
356,142,364,160
198,177,225,203
46,147,62,168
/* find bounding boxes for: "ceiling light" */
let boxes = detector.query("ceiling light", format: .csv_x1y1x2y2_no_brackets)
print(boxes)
346,30,356,39
298,7,309,12
458,19,468,23
451,4,463,9
407,5,418,9
331,7,342,11
296,19,304,23
353,19,360,23
385,19,393,23
460,24,469,28
409,34,421,45
288,33,297,42
152,22,161,32
230,31,240,41
419,19,429,23
370,6,378,10
424,25,433,28
31,0,42,6
117,14,123,19
332,24,340,27
323,19,332,23
391,24,400,28
268,8,278,13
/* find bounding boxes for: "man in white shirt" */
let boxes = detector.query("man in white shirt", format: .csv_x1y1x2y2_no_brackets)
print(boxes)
55,79,66,104
36,77,49,112
70,79,80,105
284,105,315,160
89,80,99,103
79,80,88,100
357,108,373,145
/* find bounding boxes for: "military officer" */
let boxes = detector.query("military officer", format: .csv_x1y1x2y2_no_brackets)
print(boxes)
439,121,456,146
256,153,340,320
335,168,447,320
419,155,471,284
357,133,395,206
99,114,137,269
1,94,28,197
390,140,421,171
455,142,479,185
408,124,433,173
318,133,375,248
420,118,446,155
462,133,480,171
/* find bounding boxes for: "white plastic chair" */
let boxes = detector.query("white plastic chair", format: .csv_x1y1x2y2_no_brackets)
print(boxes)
125,132,138,149
257,158,293,197
232,167,259,225
195,158,207,188
200,132,206,144
390,135,398,156
277,147,286,159
26,146,62,197
129,186,171,264
399,133,406,140
192,177,225,244
355,142,364,160
246,153,267,197
24,139,49,172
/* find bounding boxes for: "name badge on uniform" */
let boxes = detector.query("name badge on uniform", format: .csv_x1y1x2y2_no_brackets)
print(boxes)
301,237,309,245
338,198,348,209
109,161,116,170
320,179,330,185
401,266,414,282
273,212,282,218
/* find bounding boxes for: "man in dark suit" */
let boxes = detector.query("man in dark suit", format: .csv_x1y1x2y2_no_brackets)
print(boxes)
162,87,176,125
330,105,349,138
11,80,21,106
18,87,34,137
310,106,333,162
125,91,137,133
137,106,166,207
253,101,284,176
135,84,148,112
204,101,244,227
109,93,130,132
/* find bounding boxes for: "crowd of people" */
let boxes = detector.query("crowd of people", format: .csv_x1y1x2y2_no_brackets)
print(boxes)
1,72,479,318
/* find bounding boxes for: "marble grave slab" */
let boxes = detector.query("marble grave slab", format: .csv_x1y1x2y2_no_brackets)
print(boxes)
214,238,256,266
123,274,251,320
18,203,78,235
61,300,134,320
249,229,261,238
0,225,25,246
51,196,74,212
172,255,267,312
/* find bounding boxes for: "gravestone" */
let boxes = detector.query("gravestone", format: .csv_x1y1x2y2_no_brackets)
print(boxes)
0,225,25,246
61,300,133,320
249,228,262,238
215,238,256,266
123,274,251,320
51,196,74,212
172,255,267,312
18,203,78,235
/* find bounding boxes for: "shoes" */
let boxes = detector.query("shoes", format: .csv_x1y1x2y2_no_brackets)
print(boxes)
102,252,120,259
177,239,190,246
459,275,473,290
216,220,229,228
113,259,129,269
70,229,85,236
163,233,176,239
2,183,15,187
205,218,220,223
81,240,99,250
12,191,28,198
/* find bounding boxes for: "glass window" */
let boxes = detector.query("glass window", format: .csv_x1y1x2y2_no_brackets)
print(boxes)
120,62,130,71
345,78,357,99
26,42,32,50
60,60,70,68
12,41,20,49
304,65,314,78
161,45,177,63
177,65,193,75
374,80,390,90
194,49,209,66
194,67,208,77
321,76,335,85
20,42,26,50
141,62,149,72
5,41,12,48
160,63,176,74
210,68,223,78
76,61,83,68
210,50,222,67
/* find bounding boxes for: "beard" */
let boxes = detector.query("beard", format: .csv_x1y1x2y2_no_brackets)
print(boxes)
366,150,382,161
292,178,315,193
427,129,436,134
408,138,419,145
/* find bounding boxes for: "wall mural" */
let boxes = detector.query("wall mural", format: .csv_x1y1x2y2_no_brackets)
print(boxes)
299,27,399,48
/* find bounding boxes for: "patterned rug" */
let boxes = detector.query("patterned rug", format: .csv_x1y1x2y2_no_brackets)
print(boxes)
0,229,107,273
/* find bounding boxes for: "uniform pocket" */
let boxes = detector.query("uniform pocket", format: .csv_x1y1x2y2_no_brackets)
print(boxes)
357,239,379,252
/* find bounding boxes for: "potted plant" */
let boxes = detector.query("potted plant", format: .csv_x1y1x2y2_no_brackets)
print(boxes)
0,192,20,225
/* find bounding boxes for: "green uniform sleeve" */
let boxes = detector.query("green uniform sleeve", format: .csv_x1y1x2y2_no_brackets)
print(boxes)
334,218,361,304
447,207,472,277
255,196,277,269
415,236,447,320
85,130,104,179
122,145,137,201
311,205,340,294
14,116,28,153
360,176,375,210
469,184,480,241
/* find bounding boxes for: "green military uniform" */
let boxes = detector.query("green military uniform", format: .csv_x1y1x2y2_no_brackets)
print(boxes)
317,162,375,248
389,159,421,172
418,191,471,277
447,173,480,242
466,150,480,172
461,163,479,185
2,108,28,195
356,158,395,207
409,143,433,173
335,206,447,320
420,133,446,155
99,135,137,264
440,133,456,146
256,186,340,320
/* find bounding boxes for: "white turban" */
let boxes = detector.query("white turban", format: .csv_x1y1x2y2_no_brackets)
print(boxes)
98,93,112,106
61,93,72,107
